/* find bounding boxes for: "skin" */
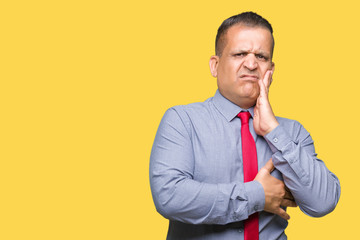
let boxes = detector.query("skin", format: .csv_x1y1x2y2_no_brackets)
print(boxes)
210,24,274,111
209,24,297,220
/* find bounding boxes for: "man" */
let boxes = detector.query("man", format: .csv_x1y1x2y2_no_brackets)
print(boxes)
150,12,340,240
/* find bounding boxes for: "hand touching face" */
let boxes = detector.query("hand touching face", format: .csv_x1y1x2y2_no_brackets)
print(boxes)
253,70,279,136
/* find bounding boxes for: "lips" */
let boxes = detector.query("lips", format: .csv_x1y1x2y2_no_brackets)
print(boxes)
239,74,259,80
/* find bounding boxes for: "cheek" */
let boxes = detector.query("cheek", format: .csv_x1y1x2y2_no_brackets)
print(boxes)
217,60,244,86
222,60,240,72
259,63,273,77
218,65,236,81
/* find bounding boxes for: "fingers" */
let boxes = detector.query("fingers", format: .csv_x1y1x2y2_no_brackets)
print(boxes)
277,208,290,220
262,158,275,173
258,77,266,98
284,189,295,201
281,199,297,208
262,70,272,90
253,105,259,118
259,70,272,98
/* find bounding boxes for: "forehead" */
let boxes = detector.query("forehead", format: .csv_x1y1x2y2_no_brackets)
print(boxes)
224,25,273,53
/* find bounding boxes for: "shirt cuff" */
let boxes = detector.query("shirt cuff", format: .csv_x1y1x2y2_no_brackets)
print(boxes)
244,180,265,216
264,124,294,154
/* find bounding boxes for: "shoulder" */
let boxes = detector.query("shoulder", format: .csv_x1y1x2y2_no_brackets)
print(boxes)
158,97,215,135
165,97,214,120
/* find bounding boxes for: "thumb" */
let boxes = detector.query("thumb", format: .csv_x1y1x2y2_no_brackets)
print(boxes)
254,104,259,117
263,158,275,173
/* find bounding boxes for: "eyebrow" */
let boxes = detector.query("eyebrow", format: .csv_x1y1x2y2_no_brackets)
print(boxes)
231,49,270,57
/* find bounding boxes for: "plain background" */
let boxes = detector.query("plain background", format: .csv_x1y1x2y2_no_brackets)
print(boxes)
1,0,358,239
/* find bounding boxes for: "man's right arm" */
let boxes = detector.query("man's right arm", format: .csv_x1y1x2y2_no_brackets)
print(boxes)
150,108,289,224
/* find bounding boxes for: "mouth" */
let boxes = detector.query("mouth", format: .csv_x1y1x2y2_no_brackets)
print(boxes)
239,74,259,81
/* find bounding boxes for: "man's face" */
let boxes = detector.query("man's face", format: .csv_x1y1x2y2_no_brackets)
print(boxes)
210,24,275,108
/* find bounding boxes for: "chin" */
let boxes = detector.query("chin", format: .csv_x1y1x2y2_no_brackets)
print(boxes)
238,92,258,107
239,88,259,99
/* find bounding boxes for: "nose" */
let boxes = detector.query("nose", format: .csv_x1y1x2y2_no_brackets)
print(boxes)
243,54,258,71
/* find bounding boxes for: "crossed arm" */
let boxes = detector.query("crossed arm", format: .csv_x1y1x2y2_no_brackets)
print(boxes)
150,71,340,224
254,70,340,218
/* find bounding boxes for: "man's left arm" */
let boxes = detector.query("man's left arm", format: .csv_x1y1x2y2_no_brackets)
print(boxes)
253,70,341,217
264,120,341,217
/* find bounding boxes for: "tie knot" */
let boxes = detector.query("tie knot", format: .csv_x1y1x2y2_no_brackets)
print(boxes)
237,111,251,125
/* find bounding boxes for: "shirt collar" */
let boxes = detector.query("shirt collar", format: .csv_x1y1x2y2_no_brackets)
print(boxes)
213,90,255,122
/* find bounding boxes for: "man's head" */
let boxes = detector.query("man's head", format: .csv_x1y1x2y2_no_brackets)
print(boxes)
210,12,275,109
215,12,274,58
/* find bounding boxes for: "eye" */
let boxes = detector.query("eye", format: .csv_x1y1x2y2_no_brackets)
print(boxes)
234,52,247,57
255,54,268,61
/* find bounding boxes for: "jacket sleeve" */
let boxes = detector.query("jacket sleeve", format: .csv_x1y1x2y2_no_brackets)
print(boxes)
149,108,265,224
264,121,341,217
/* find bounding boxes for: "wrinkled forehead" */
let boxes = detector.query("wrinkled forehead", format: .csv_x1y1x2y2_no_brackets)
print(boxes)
223,24,274,56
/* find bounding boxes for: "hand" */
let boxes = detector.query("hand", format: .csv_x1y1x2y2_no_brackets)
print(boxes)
253,70,279,136
282,186,297,208
254,159,297,220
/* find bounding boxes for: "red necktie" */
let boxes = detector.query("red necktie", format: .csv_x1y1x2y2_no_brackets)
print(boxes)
238,111,259,240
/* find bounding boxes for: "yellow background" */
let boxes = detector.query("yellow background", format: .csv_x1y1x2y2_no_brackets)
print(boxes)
0,0,358,239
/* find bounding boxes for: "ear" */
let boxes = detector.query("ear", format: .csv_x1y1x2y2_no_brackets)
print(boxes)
270,62,275,85
209,55,219,77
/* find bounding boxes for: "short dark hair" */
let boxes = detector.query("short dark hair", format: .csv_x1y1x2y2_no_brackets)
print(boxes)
215,12,274,57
